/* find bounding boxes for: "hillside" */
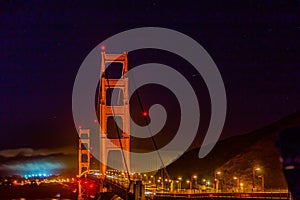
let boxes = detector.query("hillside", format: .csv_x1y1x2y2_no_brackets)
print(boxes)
166,111,300,191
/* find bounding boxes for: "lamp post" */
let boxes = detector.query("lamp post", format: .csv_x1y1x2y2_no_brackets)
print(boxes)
178,177,182,191
252,167,260,191
233,177,240,192
169,179,172,192
150,175,154,184
240,183,244,192
258,175,264,192
214,171,221,192
157,179,160,189
186,180,190,192
144,174,148,182
206,181,210,188
192,175,197,193
158,177,162,189
176,180,179,192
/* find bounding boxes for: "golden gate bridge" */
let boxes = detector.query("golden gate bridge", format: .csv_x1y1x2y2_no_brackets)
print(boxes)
76,50,290,200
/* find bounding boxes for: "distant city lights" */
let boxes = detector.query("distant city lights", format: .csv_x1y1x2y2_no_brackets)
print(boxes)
2,161,64,178
24,173,52,178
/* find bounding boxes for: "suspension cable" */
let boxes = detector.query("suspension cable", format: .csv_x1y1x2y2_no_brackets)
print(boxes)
130,74,170,180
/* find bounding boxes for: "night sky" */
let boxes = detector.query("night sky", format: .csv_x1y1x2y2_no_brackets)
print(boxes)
1,1,300,174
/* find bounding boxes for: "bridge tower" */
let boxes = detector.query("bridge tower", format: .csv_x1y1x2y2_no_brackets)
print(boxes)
78,128,91,175
99,51,130,175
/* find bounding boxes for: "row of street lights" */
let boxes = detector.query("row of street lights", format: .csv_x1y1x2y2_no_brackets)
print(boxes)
154,176,198,191
138,166,264,192
213,167,264,192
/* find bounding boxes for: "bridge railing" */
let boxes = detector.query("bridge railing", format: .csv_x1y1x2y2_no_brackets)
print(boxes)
153,192,290,200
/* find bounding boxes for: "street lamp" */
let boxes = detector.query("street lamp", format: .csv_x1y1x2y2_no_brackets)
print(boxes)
165,179,169,190
193,175,198,185
240,183,244,192
177,177,182,191
233,177,240,192
252,167,260,191
192,175,197,193
158,176,162,188
214,171,221,192
186,180,190,191
144,174,148,182
150,175,154,184
157,179,161,189
207,181,210,187
258,175,264,192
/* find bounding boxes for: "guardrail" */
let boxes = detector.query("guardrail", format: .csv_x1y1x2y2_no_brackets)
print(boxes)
153,192,291,200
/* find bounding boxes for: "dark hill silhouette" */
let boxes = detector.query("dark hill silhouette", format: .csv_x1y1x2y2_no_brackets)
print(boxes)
166,111,300,192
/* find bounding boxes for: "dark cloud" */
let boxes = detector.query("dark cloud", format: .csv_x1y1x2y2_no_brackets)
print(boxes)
0,146,76,158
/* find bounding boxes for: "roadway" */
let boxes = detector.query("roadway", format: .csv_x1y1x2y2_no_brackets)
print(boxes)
102,171,291,200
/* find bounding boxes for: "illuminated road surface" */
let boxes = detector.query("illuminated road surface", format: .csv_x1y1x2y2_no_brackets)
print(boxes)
0,182,77,199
